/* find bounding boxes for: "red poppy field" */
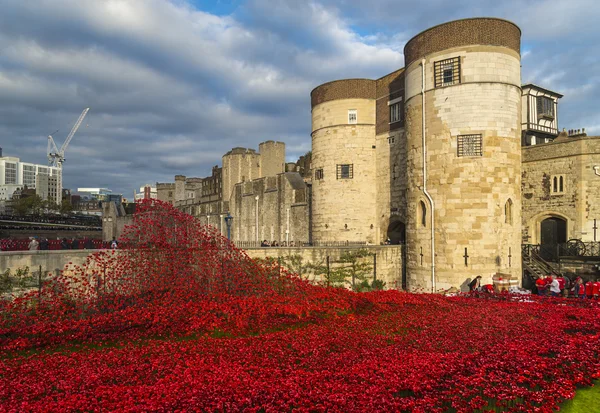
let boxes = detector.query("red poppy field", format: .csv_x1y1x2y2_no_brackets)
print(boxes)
1,200,599,412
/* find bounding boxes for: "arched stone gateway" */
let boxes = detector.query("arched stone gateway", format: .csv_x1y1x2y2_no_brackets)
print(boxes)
387,220,406,244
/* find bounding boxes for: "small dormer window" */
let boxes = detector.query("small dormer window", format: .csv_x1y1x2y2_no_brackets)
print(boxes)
537,96,555,119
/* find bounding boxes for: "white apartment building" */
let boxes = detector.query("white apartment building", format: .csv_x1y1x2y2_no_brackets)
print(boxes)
0,155,62,203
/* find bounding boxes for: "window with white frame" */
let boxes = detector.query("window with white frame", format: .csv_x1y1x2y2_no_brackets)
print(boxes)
315,168,324,180
551,174,565,194
348,109,357,124
389,102,403,124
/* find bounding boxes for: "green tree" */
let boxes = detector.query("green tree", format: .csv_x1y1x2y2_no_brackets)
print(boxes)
330,249,374,291
279,254,327,282
59,199,73,214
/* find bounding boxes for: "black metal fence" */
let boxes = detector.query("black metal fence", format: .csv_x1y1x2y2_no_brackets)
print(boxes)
234,240,380,249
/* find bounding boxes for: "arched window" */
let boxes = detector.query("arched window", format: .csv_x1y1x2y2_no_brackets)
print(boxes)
505,198,513,225
553,176,558,193
420,201,427,227
559,176,564,193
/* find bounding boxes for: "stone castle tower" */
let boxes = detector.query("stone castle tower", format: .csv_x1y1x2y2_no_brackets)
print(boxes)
311,80,378,243
311,18,523,290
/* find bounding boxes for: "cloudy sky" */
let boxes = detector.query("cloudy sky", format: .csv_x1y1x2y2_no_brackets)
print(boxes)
1,0,598,196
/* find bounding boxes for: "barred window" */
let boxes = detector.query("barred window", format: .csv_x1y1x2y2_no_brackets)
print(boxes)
336,164,353,179
457,134,483,157
434,57,461,88
348,109,357,124
537,96,554,118
315,168,324,180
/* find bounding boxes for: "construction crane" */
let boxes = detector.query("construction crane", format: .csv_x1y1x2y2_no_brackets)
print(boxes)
47,107,90,168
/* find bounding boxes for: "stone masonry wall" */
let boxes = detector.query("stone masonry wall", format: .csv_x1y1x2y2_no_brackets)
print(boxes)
404,44,522,292
312,98,377,243
0,245,402,290
244,245,403,289
521,136,600,243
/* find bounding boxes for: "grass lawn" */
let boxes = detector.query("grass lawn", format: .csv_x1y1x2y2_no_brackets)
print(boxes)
561,381,600,412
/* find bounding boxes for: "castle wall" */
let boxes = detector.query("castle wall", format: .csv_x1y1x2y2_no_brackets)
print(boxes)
374,70,408,244
231,173,309,244
156,183,175,205
521,136,600,243
311,84,378,243
244,245,403,289
0,245,403,291
403,19,522,291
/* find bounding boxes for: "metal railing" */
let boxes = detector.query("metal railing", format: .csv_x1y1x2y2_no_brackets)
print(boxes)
233,240,374,249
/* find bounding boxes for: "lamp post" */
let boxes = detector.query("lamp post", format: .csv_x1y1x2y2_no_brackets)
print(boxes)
255,196,259,243
224,212,233,240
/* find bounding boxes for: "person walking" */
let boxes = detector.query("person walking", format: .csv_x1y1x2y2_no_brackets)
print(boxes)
549,275,561,297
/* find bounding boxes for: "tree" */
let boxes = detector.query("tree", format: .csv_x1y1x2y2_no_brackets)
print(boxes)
60,199,73,214
330,249,374,291
279,254,327,283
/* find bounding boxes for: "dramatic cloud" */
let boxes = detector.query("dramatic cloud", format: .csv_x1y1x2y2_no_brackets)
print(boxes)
0,0,598,195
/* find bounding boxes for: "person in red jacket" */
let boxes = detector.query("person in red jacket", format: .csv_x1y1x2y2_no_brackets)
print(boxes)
593,279,600,299
536,276,547,296
585,280,595,299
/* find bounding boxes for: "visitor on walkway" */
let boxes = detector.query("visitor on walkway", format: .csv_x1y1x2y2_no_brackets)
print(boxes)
549,275,561,297
71,238,80,249
39,238,49,251
60,238,70,250
573,277,585,299
557,276,566,297
468,276,482,292
593,279,600,299
28,237,39,251
110,237,119,249
585,280,595,299
536,276,547,296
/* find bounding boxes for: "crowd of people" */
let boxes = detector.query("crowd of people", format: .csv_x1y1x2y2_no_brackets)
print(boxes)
0,214,101,227
260,240,297,247
0,237,119,251
533,274,600,299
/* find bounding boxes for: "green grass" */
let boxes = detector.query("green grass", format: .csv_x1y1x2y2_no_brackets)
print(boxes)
560,381,600,412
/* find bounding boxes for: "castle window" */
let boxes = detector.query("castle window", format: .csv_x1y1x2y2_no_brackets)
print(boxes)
389,98,403,124
551,174,565,194
434,57,460,88
388,137,395,145
420,201,427,227
336,164,353,179
537,96,555,119
505,199,513,225
315,168,324,180
457,134,483,157
348,109,357,124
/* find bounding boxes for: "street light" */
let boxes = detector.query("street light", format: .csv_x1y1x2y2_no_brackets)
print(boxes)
224,212,233,240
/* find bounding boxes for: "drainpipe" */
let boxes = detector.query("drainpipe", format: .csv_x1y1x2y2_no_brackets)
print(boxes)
421,58,436,293
594,166,600,176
